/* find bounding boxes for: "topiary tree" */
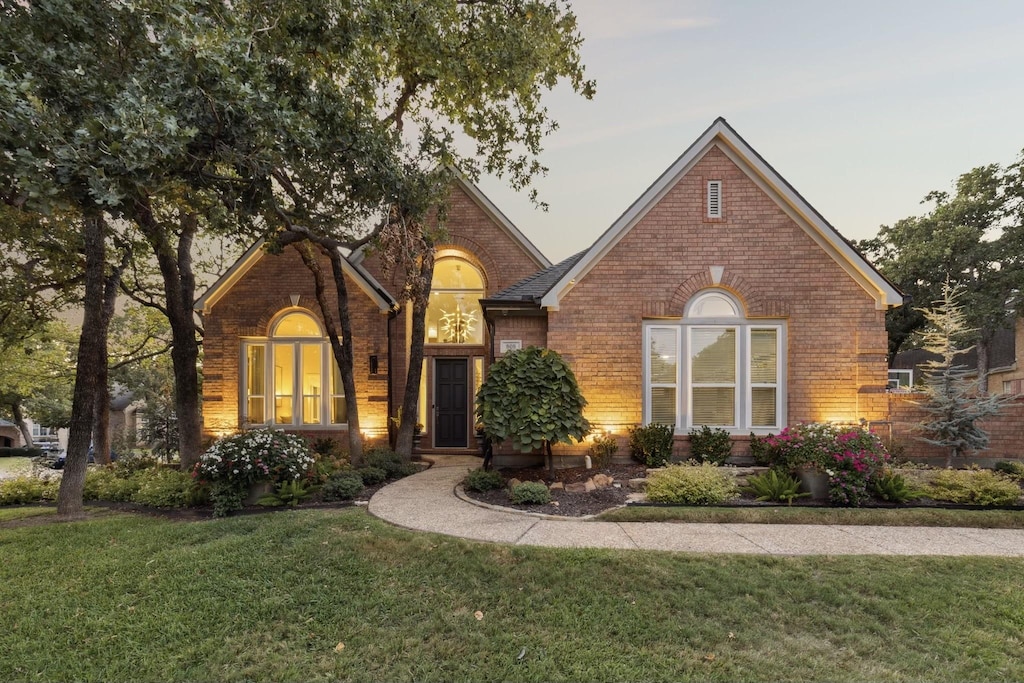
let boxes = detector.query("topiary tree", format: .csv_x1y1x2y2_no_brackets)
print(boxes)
475,346,590,472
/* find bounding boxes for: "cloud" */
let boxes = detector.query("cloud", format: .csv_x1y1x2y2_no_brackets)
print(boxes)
578,1,716,40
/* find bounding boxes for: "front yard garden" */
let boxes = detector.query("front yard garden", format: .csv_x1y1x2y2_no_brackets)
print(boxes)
462,423,1024,524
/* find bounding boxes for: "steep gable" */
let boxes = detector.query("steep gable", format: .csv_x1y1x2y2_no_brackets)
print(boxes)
540,117,903,311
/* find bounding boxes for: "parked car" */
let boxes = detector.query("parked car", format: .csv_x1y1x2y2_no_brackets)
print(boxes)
51,447,118,470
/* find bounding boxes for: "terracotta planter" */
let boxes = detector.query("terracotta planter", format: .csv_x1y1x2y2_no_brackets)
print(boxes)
797,467,830,501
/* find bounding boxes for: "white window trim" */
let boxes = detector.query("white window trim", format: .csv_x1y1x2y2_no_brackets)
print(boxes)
887,368,913,392
240,338,348,429
642,318,786,435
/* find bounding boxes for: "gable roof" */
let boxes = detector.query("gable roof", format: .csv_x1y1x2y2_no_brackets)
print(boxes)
450,172,551,270
539,117,904,311
194,239,397,315
482,249,587,306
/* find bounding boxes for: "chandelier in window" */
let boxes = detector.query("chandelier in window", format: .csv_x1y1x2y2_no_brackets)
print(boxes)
439,307,477,343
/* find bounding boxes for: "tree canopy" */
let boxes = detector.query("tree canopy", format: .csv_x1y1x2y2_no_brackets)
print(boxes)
858,156,1024,389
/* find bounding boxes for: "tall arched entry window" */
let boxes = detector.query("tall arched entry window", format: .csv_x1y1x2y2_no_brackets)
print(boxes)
426,258,485,345
241,310,347,427
420,256,487,449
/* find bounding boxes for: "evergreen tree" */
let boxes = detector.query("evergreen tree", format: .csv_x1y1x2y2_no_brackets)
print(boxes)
916,282,1013,466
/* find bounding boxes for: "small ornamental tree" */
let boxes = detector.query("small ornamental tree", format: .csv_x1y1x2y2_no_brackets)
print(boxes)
475,347,590,471
916,282,1013,467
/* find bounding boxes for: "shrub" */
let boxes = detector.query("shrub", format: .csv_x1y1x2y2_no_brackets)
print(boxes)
463,469,504,493
0,447,43,458
363,447,413,479
475,346,590,453
356,466,388,486
130,468,195,508
925,469,1022,507
645,463,739,505
112,451,160,477
194,429,316,516
322,472,365,501
749,433,772,466
311,437,344,459
84,468,139,502
257,479,319,507
628,423,674,468
994,461,1024,479
509,481,551,505
742,470,808,505
871,470,920,504
589,432,619,468
688,426,732,464
0,476,57,505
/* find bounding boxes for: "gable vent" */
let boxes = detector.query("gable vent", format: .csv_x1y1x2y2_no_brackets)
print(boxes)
707,180,722,218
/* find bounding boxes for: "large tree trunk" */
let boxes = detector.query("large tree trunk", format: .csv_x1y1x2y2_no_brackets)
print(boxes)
294,242,363,464
394,251,434,461
58,214,108,519
323,247,364,465
136,204,202,469
91,258,123,466
11,400,32,447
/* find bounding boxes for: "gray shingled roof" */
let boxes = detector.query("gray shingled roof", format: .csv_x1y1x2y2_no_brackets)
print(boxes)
485,250,588,303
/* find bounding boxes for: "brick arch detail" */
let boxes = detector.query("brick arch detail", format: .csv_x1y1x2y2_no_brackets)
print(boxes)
248,302,328,338
667,271,764,317
435,236,496,291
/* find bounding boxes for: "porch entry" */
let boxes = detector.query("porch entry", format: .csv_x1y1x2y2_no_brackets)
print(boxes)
434,358,468,448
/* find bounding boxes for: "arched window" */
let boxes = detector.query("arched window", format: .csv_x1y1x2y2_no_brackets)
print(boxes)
241,310,347,427
426,258,485,344
643,289,785,432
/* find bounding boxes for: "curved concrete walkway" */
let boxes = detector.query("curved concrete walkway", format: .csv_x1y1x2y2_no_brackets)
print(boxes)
368,457,1024,556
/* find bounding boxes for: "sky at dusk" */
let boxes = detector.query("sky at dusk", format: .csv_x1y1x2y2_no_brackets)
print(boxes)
473,0,1024,263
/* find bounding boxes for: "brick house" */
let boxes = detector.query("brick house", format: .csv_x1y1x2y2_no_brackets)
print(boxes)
198,118,904,462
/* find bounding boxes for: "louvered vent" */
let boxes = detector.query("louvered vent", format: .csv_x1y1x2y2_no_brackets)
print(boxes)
707,180,722,218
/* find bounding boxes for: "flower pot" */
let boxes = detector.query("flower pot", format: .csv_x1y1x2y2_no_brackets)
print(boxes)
245,480,274,506
797,467,829,501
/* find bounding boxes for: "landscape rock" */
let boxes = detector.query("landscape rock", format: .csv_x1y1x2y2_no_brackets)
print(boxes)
583,478,597,492
592,473,613,489
508,478,522,490
549,481,564,491
565,481,588,493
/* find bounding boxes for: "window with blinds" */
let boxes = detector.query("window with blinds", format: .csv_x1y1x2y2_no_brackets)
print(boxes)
643,290,784,432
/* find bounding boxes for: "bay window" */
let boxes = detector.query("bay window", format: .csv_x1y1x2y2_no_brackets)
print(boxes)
644,291,784,432
241,311,346,427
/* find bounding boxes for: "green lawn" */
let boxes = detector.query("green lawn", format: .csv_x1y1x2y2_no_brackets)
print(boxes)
599,505,1024,528
0,457,32,478
2,509,1024,682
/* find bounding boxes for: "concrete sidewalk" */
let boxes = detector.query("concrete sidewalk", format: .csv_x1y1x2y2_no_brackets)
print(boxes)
367,457,1024,556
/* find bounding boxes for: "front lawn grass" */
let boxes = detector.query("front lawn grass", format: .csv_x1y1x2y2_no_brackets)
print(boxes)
2,508,1024,682
0,456,32,478
599,505,1024,528
0,505,54,523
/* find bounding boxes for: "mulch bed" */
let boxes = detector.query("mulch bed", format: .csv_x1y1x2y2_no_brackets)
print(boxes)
463,463,646,517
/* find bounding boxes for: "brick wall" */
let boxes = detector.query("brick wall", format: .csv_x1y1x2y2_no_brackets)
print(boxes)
203,182,548,450
546,145,890,457
201,246,391,441
889,393,1024,463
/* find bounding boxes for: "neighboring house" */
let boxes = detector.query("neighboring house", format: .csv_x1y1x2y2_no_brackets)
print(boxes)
0,418,20,448
891,318,1021,393
198,118,904,462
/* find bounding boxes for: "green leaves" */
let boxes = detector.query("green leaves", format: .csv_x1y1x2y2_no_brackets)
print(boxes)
475,346,590,453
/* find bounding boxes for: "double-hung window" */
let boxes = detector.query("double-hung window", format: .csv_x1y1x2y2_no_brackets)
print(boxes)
643,291,784,433
241,311,347,427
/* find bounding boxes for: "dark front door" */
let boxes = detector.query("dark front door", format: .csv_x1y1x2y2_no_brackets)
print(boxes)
435,358,468,448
